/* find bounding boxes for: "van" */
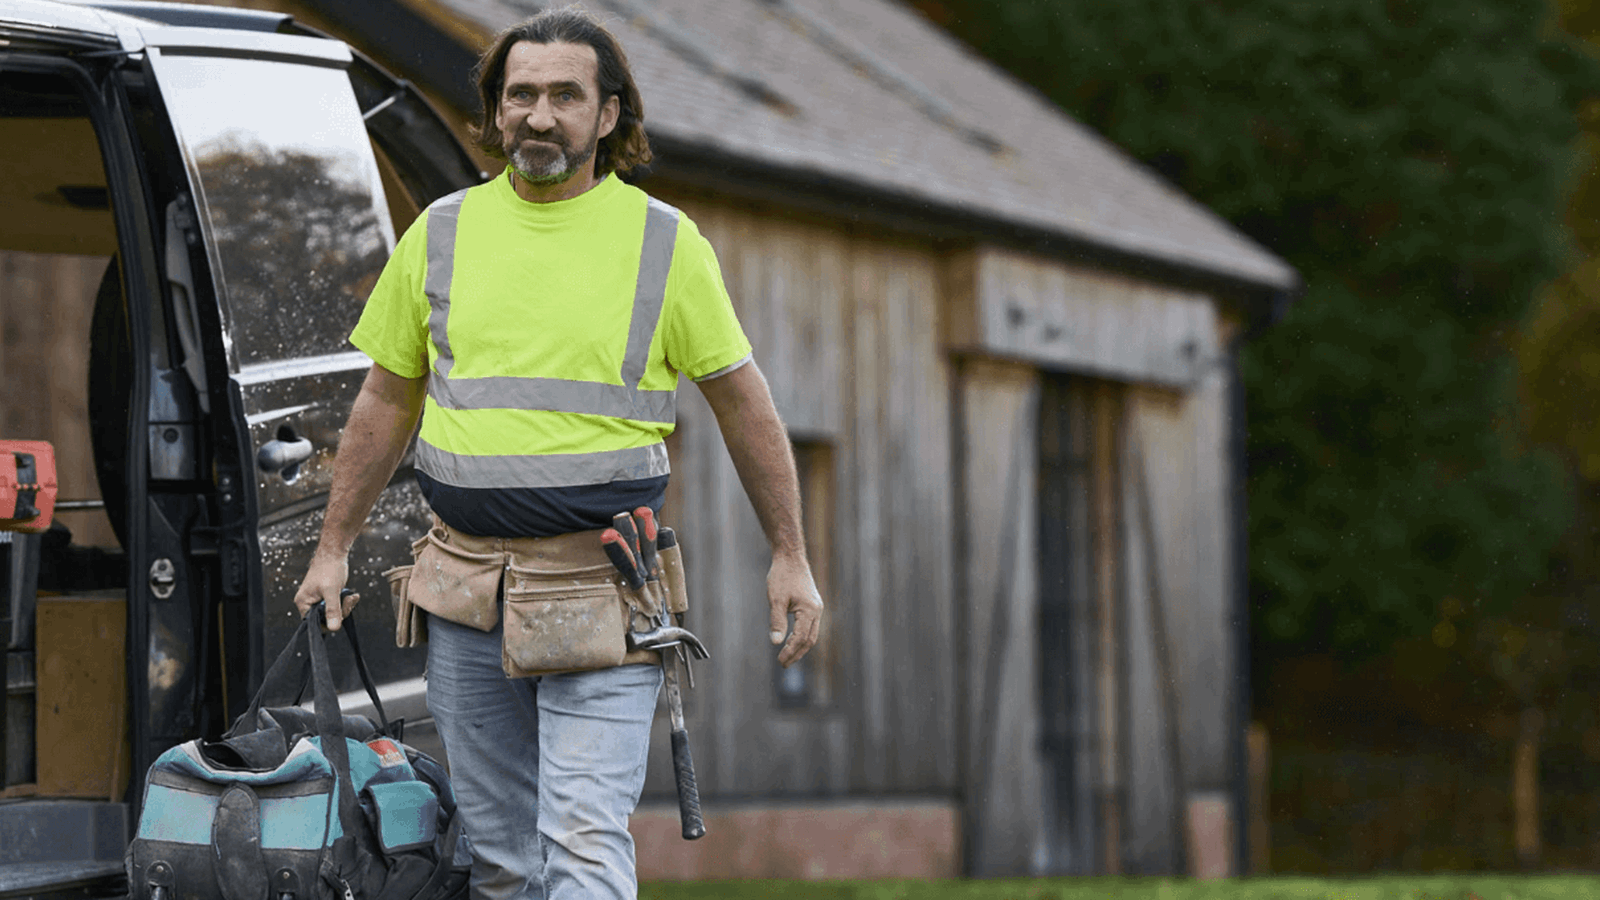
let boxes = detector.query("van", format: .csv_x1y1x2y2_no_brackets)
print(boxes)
0,2,481,894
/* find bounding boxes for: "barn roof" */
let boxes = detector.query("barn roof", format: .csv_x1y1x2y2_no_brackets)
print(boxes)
387,0,1300,294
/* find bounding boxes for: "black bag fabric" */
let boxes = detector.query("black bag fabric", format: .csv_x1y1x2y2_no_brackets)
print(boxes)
126,606,469,900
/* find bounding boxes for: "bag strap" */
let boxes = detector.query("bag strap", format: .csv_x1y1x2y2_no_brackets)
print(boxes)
303,607,361,819
229,602,393,739
227,615,313,739
341,606,393,733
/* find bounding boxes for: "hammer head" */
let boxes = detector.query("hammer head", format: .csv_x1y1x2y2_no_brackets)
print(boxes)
626,623,709,659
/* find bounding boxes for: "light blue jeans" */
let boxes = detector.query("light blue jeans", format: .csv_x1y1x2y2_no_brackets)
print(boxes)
425,613,662,900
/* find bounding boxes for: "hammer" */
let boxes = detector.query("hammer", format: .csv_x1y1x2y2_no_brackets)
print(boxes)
602,510,707,840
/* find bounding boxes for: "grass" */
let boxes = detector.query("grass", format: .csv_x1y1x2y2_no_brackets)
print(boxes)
638,875,1600,900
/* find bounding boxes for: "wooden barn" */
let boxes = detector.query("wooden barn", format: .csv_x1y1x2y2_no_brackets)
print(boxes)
2,0,1299,881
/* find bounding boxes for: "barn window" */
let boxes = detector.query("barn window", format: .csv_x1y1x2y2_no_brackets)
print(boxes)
774,438,833,710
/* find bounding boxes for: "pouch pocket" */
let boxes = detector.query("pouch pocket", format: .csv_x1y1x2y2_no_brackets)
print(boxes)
407,530,504,632
363,780,439,853
501,563,628,676
383,565,426,648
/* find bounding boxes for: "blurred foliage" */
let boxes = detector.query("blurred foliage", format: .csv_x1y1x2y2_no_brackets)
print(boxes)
913,0,1598,663
639,875,1600,898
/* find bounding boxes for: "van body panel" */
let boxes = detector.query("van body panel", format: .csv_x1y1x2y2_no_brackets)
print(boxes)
0,0,121,47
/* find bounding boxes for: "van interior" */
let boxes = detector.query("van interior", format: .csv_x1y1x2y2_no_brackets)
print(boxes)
2,66,142,895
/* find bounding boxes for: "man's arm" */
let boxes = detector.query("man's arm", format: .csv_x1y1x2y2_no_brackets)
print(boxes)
696,361,823,667
293,363,428,630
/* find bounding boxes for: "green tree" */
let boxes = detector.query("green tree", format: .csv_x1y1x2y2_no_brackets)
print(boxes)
914,0,1590,659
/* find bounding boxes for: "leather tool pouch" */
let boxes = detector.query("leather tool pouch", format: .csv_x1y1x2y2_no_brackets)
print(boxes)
384,535,429,648
501,561,628,677
659,543,689,616
405,525,504,633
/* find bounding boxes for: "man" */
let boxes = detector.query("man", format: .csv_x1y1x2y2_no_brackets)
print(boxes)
292,9,823,899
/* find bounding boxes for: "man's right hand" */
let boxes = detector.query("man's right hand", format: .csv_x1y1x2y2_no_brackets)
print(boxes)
294,553,357,631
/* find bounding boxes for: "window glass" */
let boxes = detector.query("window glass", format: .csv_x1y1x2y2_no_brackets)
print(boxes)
151,53,394,369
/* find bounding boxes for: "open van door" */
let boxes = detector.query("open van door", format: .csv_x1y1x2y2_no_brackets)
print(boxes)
135,21,478,750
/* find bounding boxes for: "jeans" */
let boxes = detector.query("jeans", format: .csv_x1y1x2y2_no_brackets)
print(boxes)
425,613,663,900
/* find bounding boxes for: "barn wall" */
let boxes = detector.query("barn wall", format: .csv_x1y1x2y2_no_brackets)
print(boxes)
643,188,959,801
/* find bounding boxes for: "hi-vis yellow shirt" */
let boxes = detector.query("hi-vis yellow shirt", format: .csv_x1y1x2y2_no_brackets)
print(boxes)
350,171,751,529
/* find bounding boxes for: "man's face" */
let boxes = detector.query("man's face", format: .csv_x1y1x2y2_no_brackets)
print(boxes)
495,40,620,186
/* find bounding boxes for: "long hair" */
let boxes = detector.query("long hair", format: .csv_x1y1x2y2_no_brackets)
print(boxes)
472,6,652,177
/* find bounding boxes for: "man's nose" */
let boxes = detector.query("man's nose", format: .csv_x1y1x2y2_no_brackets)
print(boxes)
525,96,556,130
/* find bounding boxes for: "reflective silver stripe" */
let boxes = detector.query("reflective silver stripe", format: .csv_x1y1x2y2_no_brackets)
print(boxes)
425,193,681,422
416,439,670,489
429,374,675,423
620,198,680,394
425,190,468,379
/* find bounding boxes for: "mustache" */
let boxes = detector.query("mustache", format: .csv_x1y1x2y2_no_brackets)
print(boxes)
514,126,568,148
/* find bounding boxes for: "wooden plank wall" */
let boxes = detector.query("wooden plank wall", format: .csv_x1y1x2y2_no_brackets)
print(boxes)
956,358,1047,876
0,251,117,548
1120,349,1238,874
643,188,958,801
947,248,1218,388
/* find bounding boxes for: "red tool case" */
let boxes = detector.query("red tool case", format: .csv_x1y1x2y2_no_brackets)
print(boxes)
0,440,57,533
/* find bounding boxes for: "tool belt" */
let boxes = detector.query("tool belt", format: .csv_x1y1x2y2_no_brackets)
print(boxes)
383,518,690,677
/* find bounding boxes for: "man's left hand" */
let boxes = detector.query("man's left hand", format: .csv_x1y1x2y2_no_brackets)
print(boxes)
768,552,823,667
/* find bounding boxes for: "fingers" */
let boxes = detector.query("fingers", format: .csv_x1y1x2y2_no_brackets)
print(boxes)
295,556,349,629
769,599,788,646
777,593,823,668
325,591,360,632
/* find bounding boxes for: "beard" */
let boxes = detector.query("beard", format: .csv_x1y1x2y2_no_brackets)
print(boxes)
507,128,597,186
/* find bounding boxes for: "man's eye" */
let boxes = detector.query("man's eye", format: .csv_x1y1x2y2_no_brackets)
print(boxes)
558,91,575,102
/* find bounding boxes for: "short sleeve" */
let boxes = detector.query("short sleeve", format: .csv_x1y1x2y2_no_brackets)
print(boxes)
349,211,431,379
659,216,752,381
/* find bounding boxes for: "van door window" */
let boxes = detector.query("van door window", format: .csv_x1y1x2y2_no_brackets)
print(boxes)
147,52,394,369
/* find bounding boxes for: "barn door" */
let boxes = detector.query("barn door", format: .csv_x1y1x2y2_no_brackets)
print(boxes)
1036,373,1099,874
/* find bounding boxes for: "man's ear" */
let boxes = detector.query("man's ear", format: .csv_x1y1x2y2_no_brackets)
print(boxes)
598,94,621,140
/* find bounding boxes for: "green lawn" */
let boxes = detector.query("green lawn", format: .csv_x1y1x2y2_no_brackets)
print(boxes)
638,876,1600,900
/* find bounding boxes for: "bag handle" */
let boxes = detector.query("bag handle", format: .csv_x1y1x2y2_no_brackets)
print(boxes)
339,602,393,733
303,603,364,877
229,597,393,739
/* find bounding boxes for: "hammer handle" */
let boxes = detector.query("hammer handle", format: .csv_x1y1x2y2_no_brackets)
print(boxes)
670,728,705,840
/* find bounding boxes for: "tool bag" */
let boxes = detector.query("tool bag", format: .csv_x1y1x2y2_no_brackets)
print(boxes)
126,605,468,900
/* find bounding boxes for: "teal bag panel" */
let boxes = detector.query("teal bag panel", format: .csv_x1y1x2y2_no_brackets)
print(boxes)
365,781,439,853
135,782,218,844
260,794,336,850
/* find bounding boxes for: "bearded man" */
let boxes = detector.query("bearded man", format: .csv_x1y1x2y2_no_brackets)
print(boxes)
292,8,824,899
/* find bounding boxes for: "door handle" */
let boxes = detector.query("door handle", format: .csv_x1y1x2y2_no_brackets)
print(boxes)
257,436,313,481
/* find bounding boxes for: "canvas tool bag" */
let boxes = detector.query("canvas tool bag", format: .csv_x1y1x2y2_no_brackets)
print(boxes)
384,519,688,676
126,605,468,900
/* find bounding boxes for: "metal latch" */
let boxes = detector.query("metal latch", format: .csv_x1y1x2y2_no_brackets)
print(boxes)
149,558,176,599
